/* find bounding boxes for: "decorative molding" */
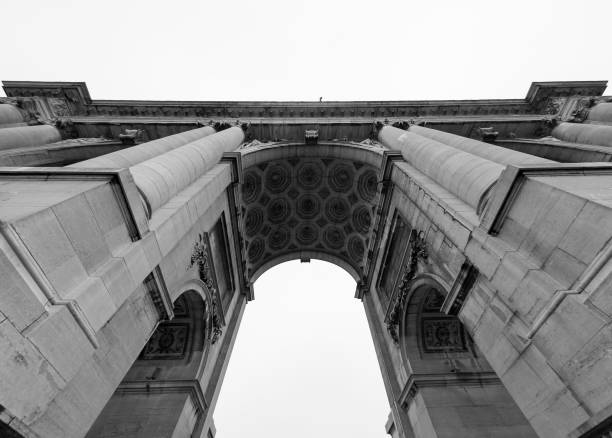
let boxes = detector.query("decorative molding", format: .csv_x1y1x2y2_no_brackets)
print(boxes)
2,81,92,103
357,151,402,300
385,229,428,344
188,233,224,344
398,372,501,408
525,81,608,111
117,379,208,419
221,153,253,300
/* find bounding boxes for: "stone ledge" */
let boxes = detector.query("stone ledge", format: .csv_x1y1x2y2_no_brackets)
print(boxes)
481,162,612,235
398,371,501,408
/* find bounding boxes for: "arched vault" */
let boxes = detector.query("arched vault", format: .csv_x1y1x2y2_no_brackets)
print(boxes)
240,141,385,285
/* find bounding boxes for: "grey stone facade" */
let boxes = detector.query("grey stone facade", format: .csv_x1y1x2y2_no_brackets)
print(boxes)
0,80,611,437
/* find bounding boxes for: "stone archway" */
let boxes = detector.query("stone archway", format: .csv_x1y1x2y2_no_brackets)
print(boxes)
2,81,612,438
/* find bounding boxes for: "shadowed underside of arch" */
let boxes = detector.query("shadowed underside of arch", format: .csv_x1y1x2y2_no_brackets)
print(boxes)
239,142,384,285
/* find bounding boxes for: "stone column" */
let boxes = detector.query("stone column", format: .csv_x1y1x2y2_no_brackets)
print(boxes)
552,122,612,147
586,102,612,124
0,104,25,126
379,125,504,213
73,125,216,168
0,125,61,151
131,126,244,216
409,124,554,165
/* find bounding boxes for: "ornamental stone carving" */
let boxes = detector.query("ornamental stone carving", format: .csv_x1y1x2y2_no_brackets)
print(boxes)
240,157,378,279
420,289,468,353
188,233,223,344
386,230,428,344
242,171,262,203
357,169,378,202
296,160,324,189
296,194,320,219
245,207,264,237
140,323,190,360
328,162,354,193
265,162,291,193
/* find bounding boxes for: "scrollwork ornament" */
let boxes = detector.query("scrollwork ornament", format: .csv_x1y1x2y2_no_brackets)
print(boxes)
386,229,428,345
188,233,223,344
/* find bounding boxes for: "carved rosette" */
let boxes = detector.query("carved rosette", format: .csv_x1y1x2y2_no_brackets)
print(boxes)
386,230,428,345
188,234,223,344
240,157,378,279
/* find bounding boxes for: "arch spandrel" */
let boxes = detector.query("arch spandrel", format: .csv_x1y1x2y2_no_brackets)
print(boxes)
239,142,385,286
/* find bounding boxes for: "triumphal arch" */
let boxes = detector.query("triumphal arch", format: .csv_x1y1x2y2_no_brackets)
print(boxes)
1,80,612,438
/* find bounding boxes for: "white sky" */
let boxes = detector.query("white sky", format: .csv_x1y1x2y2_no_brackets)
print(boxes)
1,1,611,437
1,0,610,102
215,261,388,438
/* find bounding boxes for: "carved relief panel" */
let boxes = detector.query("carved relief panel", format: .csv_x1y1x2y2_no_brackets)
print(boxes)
139,296,192,361
419,289,467,353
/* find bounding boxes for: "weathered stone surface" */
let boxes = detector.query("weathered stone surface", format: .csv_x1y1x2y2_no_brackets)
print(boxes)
1,80,611,438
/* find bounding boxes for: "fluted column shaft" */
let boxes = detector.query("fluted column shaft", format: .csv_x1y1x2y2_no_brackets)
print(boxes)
131,126,244,216
379,125,503,212
409,125,554,165
73,125,216,168
0,125,61,151
552,122,612,148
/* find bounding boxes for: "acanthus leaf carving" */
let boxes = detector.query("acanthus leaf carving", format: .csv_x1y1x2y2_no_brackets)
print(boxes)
385,229,428,345
188,233,223,344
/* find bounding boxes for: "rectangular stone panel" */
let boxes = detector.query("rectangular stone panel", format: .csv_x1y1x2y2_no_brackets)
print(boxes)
421,317,467,353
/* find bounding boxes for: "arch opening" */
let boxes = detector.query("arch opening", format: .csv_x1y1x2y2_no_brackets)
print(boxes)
215,260,390,438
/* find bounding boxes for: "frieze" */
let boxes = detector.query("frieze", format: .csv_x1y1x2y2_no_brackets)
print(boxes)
79,101,535,120
47,97,70,117
4,81,608,126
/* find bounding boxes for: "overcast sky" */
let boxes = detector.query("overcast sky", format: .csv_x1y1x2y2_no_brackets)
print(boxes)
1,1,611,437
1,0,610,102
